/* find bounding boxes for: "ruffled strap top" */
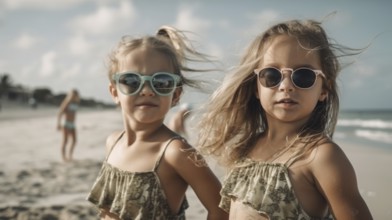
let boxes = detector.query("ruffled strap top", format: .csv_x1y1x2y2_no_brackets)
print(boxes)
220,157,334,220
86,132,189,220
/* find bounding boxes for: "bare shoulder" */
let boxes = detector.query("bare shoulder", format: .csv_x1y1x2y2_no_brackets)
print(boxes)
163,137,206,167
309,139,358,192
164,137,193,159
309,141,373,218
105,131,124,154
310,140,352,170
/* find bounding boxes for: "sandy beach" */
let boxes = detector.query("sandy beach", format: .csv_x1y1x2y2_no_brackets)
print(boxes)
0,106,390,219
0,107,213,219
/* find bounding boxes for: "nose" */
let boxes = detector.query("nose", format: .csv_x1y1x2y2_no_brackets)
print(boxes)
139,81,155,96
278,70,295,92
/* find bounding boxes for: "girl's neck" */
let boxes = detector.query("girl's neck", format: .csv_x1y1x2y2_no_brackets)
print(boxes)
266,125,300,141
123,121,169,144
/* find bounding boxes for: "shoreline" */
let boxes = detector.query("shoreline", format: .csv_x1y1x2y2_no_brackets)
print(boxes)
0,106,58,121
0,104,116,122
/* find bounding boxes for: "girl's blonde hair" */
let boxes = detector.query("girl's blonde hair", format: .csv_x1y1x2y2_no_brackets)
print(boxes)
107,25,213,92
197,19,361,166
59,89,80,112
65,89,80,103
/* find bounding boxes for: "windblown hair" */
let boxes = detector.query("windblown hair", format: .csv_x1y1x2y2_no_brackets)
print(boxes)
65,89,80,104
107,25,213,91
59,89,80,113
197,19,362,167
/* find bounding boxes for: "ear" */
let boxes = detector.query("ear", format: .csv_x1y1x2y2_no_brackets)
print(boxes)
319,89,328,102
109,83,120,105
171,88,182,107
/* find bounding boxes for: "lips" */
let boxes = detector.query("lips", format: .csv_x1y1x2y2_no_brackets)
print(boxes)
135,101,158,107
276,98,298,104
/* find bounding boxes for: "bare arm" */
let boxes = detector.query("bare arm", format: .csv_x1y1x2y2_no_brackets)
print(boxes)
166,141,228,220
57,100,68,130
105,131,124,156
311,142,373,219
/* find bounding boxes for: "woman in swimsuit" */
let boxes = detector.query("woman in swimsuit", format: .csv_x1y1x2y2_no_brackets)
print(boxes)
57,89,80,162
197,19,373,219
86,26,228,219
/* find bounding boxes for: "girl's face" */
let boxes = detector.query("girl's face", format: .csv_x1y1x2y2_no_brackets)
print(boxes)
256,35,327,126
110,47,181,126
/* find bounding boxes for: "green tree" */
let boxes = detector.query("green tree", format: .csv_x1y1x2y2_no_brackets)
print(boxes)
33,87,53,103
0,73,12,96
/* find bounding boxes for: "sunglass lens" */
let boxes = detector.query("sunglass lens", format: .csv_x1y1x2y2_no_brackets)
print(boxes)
259,68,282,88
292,69,316,88
118,74,141,95
152,74,176,95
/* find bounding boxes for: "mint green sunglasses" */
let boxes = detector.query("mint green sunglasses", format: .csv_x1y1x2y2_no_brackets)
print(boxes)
112,72,181,96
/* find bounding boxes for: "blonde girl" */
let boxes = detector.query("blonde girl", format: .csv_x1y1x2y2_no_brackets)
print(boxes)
57,89,80,162
198,20,372,219
87,26,228,220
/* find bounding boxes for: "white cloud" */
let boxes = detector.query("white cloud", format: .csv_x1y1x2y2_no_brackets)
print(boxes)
39,51,57,77
61,63,81,79
2,0,88,10
13,33,37,49
206,43,223,60
68,0,136,35
68,34,93,56
174,6,211,34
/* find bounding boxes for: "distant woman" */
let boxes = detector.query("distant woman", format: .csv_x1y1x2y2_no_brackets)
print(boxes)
57,89,80,162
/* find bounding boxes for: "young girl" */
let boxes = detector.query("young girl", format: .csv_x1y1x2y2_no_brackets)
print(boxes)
86,26,228,220
57,89,80,162
198,20,373,219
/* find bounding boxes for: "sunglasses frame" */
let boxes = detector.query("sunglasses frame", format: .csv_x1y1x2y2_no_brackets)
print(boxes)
254,67,325,89
112,72,181,96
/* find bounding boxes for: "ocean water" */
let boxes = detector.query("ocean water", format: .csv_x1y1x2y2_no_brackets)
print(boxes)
335,110,392,149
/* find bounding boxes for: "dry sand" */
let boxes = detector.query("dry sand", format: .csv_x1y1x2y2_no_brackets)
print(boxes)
0,107,390,219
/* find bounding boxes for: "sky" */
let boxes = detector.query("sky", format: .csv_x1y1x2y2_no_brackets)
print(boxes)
1,0,391,110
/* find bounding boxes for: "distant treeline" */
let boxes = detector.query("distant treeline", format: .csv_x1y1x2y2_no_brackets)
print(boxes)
0,73,115,108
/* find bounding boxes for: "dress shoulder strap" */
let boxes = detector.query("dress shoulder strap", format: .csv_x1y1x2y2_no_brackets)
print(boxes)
284,146,316,167
153,136,183,171
283,152,303,167
105,131,125,161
